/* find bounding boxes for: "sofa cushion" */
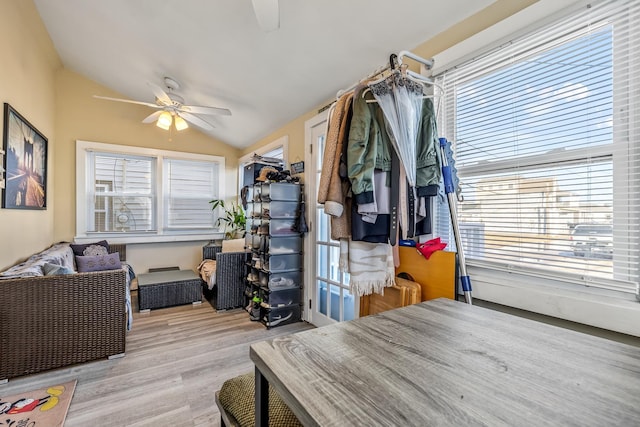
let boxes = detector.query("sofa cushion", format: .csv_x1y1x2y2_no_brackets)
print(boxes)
43,262,75,276
75,253,122,273
0,242,75,279
70,240,110,256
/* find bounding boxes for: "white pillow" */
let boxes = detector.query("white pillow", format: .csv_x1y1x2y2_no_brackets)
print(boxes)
222,238,245,253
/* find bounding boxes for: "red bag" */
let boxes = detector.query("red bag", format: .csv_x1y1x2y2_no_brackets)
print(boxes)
416,237,447,260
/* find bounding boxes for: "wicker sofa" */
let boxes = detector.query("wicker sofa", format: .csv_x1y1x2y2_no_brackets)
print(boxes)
0,244,128,382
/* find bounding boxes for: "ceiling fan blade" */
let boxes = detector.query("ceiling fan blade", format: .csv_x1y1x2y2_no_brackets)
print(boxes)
93,95,159,109
179,112,215,130
147,82,172,106
179,104,232,116
142,110,164,124
252,0,280,32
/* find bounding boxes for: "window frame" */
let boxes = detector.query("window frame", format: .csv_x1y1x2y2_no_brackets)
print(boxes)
428,0,640,336
75,140,226,244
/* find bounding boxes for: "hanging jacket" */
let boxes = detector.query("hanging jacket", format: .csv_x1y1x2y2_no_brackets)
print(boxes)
346,86,393,206
348,94,441,202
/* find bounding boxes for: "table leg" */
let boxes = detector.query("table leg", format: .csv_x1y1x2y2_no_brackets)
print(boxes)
255,366,269,427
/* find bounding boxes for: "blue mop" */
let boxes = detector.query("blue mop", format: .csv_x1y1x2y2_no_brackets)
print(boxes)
438,137,473,304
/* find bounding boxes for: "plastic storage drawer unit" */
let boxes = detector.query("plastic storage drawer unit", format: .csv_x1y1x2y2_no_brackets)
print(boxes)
261,201,299,218
262,305,301,328
268,218,297,235
260,287,302,308
260,235,302,254
259,270,301,289
260,183,301,202
265,254,302,273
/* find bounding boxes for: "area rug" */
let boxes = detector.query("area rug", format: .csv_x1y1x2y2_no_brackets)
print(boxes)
0,379,76,426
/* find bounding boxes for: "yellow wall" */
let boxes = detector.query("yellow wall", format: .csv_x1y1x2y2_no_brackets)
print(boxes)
241,0,537,161
53,69,241,272
0,1,240,271
0,1,61,269
1,0,535,271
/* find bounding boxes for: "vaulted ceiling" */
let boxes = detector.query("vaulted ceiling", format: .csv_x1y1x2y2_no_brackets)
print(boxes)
34,0,494,148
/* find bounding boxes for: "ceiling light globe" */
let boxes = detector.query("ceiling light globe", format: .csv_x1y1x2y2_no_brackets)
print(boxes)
174,116,189,131
156,111,172,130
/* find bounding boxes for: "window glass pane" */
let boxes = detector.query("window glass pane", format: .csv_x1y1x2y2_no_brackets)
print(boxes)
343,288,355,321
91,153,154,232
317,244,328,280
460,161,613,280
330,245,340,282
317,209,329,242
330,284,340,321
317,280,328,315
165,158,218,230
435,1,640,293
455,27,613,167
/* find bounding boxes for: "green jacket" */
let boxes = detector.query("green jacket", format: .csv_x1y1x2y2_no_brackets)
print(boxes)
347,91,441,204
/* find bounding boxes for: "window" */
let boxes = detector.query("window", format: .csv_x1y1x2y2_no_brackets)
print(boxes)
76,141,225,242
435,0,639,294
164,158,220,230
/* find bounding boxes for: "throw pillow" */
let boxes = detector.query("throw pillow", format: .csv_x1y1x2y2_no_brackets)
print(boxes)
43,262,75,276
70,240,110,256
75,252,121,273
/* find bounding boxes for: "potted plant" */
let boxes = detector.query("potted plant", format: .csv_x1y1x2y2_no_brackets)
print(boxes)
209,198,246,239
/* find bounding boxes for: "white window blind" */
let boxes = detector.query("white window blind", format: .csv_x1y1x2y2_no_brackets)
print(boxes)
78,140,225,241
164,158,218,230
89,152,155,232
435,0,640,293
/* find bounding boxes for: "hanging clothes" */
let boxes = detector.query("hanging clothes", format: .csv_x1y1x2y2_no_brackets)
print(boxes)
348,240,395,296
317,91,354,271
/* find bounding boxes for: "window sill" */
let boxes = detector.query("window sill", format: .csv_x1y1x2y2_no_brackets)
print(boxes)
73,232,225,245
468,265,640,337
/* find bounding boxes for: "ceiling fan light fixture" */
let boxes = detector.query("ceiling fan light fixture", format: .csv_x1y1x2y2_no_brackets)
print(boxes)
174,115,189,131
156,111,172,130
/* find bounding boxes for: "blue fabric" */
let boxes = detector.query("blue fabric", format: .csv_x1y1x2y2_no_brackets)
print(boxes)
43,262,75,276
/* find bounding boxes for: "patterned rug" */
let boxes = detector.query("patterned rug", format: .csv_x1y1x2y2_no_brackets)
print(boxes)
0,380,76,426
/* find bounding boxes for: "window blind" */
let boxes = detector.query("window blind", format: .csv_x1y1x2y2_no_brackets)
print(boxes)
164,158,219,230
90,153,155,232
435,0,640,293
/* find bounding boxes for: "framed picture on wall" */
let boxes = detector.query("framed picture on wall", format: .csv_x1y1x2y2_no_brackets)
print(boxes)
2,103,48,209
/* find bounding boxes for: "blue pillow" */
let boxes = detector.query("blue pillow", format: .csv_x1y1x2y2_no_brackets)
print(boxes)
43,262,75,276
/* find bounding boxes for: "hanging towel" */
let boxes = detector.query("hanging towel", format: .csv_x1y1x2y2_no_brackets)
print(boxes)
348,240,395,296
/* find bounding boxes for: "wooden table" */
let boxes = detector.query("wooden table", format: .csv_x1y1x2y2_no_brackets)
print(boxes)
250,298,640,426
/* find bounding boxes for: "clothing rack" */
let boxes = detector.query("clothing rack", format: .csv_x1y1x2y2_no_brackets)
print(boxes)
336,51,434,98
326,51,473,305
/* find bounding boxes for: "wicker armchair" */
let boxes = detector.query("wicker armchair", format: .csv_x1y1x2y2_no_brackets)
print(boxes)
0,244,127,381
202,244,247,310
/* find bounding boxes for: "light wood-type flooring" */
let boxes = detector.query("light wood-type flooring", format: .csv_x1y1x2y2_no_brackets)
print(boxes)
0,293,313,426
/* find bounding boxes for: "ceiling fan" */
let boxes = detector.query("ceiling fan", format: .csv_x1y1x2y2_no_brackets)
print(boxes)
252,0,279,32
93,77,231,131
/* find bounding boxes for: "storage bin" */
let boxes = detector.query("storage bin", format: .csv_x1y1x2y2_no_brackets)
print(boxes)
265,253,302,273
260,183,300,202
261,201,299,219
260,287,302,308
262,304,301,328
244,162,283,187
258,270,302,289
268,218,297,236
260,235,302,254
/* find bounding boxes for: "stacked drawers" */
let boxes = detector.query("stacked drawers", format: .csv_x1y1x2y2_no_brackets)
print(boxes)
245,182,303,328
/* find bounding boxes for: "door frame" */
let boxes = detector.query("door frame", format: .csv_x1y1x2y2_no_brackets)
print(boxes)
303,109,328,325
